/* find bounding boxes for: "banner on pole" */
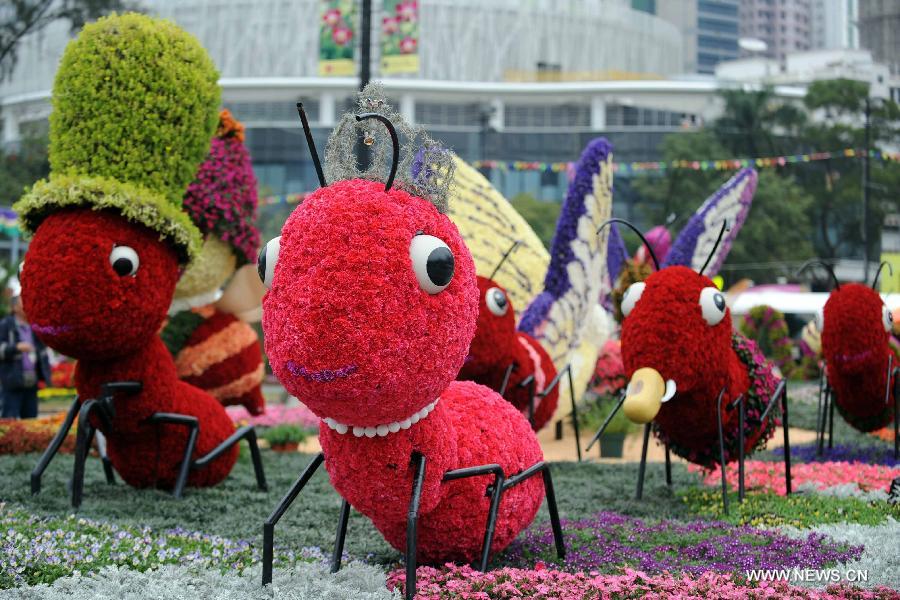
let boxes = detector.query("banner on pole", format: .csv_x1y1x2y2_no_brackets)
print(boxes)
380,0,419,74
319,0,357,76
880,252,900,293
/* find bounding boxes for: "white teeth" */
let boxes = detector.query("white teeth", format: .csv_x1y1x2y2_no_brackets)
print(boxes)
324,400,439,437
661,379,677,403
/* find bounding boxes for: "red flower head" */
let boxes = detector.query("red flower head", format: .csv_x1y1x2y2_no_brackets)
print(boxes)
21,208,179,360
460,276,518,375
323,8,341,27
262,178,478,429
396,1,417,22
821,282,891,375
382,16,400,35
332,26,353,46
399,36,417,54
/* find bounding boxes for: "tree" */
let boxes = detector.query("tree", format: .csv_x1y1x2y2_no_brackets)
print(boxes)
509,192,561,249
0,134,48,205
1,0,135,82
633,131,814,284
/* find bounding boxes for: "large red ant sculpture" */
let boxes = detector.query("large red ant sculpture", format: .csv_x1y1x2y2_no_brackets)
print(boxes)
260,91,564,599
457,247,560,432
801,261,899,459
587,216,791,513
19,14,266,508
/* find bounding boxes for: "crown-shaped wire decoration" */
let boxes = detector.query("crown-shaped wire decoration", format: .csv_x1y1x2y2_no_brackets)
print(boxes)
323,83,455,213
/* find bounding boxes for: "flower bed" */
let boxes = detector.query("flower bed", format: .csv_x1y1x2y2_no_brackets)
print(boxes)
501,511,861,576
690,461,900,496
0,503,335,589
225,403,319,429
770,443,899,467
0,414,75,456
387,565,899,599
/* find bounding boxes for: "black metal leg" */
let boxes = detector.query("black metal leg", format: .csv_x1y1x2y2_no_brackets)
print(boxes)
893,368,899,460
331,499,351,574
148,412,199,498
540,465,566,560
95,432,115,485
827,387,835,450
636,423,650,500
498,362,516,396
738,395,745,502
664,444,672,487
72,399,99,509
715,387,729,515
31,396,79,495
262,452,325,586
585,391,626,453
565,365,582,462
191,425,268,492
405,452,427,600
554,420,563,440
443,463,505,571
815,367,825,451
781,382,792,495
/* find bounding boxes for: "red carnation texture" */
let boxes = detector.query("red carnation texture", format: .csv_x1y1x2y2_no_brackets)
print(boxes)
321,381,544,563
621,266,757,466
175,309,265,415
21,208,237,488
263,179,478,429
822,283,895,432
458,277,558,430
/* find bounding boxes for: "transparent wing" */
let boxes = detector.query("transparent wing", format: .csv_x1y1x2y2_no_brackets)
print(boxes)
663,168,758,275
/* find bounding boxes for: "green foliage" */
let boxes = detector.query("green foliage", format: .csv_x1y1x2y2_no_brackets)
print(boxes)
0,137,49,205
261,424,310,446
681,488,900,529
509,193,561,250
577,394,636,435
48,13,220,207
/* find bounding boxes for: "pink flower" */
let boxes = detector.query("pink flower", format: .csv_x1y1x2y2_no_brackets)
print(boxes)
690,460,900,495
399,36,417,54
382,16,400,35
322,8,341,27
331,25,353,46
395,1,417,22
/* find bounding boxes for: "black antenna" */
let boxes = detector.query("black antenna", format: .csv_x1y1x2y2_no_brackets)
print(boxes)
296,103,326,188
598,218,660,271
872,261,893,290
355,113,399,191
489,240,521,280
699,220,729,276
795,259,840,290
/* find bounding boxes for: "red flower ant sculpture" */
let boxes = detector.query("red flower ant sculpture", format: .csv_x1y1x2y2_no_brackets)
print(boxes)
806,261,898,457
587,211,791,513
260,87,564,599
18,14,266,506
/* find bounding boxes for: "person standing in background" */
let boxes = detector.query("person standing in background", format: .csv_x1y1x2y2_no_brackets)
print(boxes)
0,295,51,418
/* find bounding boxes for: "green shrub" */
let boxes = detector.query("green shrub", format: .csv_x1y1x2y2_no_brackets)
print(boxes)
577,393,636,435
49,13,220,204
262,425,310,446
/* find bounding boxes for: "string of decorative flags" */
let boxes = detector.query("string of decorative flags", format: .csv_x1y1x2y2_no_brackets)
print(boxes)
471,148,900,175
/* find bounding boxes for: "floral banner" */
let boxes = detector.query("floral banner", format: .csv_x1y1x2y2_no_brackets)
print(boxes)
318,0,356,76
380,0,419,74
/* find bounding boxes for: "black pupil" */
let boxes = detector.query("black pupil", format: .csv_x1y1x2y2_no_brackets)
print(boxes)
492,290,507,309
257,246,267,282
112,257,133,276
426,247,454,287
713,293,725,311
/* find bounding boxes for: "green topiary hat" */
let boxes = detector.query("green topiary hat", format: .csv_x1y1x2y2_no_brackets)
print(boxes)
14,13,221,262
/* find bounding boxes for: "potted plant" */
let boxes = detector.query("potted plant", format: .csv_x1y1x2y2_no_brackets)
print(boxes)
578,393,636,458
261,424,309,452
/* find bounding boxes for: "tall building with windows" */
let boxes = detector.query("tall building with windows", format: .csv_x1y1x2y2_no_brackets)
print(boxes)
740,0,812,62
810,0,858,50
655,0,740,74
859,0,900,75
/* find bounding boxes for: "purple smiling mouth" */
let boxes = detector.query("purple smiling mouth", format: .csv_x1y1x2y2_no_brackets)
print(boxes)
835,348,875,365
32,324,72,336
286,361,358,383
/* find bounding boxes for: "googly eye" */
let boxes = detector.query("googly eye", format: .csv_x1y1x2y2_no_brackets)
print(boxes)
883,306,893,333
257,236,281,289
410,234,454,294
815,308,824,333
485,287,509,316
109,245,139,277
699,287,727,326
621,282,645,317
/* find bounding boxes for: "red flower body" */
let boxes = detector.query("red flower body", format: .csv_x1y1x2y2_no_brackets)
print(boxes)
263,179,544,562
621,266,776,466
821,283,895,431
458,277,558,430
21,208,237,488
